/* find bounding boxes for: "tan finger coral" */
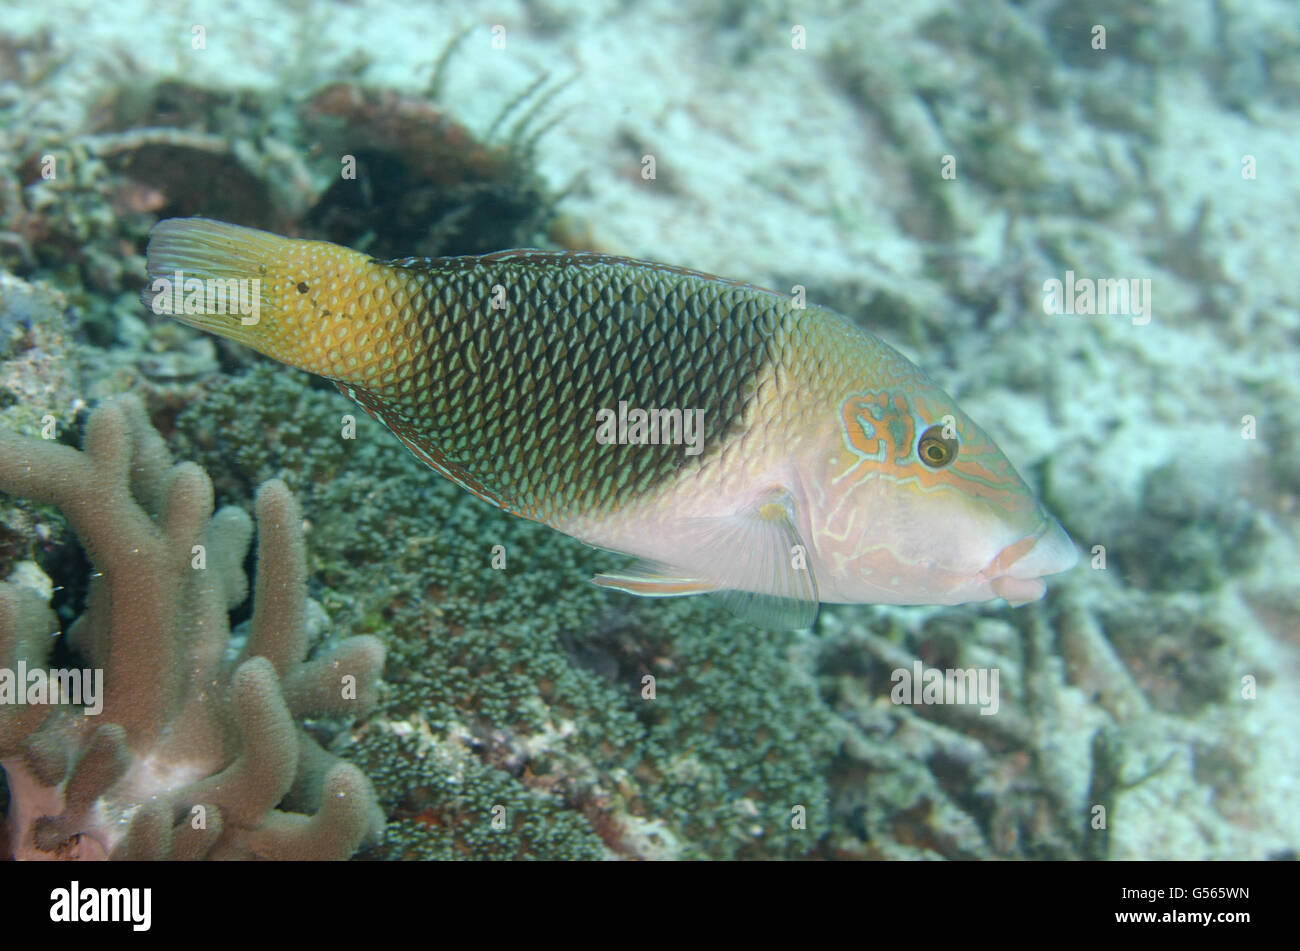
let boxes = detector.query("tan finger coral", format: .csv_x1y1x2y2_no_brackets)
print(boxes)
0,394,385,859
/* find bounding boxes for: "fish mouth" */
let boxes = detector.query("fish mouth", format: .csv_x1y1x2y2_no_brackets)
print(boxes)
983,518,1078,606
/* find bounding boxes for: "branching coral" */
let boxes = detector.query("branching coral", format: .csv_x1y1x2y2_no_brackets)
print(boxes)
0,394,385,859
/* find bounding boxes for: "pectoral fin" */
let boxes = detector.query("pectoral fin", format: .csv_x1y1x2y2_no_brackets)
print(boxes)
591,492,820,630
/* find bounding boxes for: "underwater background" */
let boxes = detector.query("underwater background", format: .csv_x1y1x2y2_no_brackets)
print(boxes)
0,0,1297,860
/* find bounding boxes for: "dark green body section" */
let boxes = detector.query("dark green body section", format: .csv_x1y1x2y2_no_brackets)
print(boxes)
349,251,800,522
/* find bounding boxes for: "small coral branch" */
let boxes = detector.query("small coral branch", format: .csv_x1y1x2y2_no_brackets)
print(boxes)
0,394,385,859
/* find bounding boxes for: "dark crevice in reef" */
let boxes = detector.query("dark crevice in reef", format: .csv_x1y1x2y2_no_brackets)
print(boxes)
4,76,576,299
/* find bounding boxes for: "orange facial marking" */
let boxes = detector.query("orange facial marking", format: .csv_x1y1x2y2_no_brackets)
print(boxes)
840,392,915,464
838,390,1037,518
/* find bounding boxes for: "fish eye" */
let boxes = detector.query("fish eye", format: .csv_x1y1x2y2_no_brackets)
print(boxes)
917,424,958,468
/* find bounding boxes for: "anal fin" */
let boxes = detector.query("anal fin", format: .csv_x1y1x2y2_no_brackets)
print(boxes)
332,380,516,512
592,565,717,598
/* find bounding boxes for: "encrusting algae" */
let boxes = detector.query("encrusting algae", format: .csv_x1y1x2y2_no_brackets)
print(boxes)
143,217,1077,628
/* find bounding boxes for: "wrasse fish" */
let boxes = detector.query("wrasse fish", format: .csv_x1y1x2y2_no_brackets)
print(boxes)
143,218,1077,628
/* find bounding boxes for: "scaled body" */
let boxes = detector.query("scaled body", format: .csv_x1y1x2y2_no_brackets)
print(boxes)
144,218,1077,627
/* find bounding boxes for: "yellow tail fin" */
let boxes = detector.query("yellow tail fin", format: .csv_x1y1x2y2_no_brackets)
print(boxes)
141,217,291,350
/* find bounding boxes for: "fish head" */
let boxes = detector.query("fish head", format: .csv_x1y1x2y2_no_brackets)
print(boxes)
807,383,1077,606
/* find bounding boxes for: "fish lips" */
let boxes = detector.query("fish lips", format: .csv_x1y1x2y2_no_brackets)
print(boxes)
985,517,1078,606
